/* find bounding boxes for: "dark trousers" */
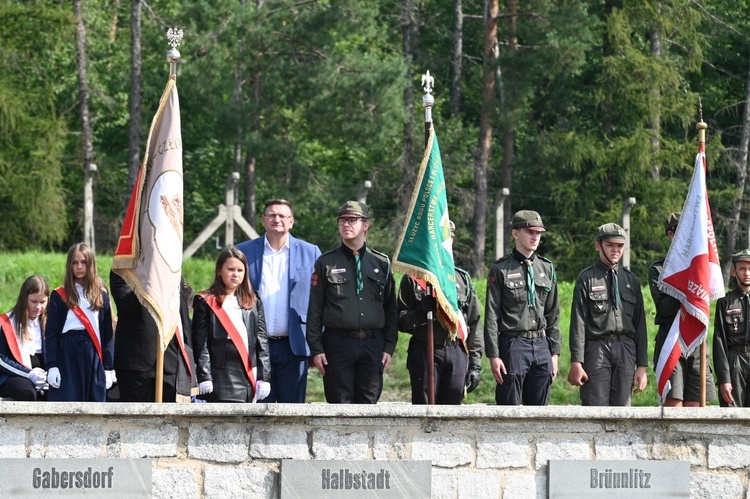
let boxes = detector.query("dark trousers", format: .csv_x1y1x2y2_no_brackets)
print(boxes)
116,369,178,402
494,335,552,406
721,349,750,407
321,331,384,404
581,336,635,406
265,337,308,403
0,377,38,401
407,336,468,405
48,329,106,402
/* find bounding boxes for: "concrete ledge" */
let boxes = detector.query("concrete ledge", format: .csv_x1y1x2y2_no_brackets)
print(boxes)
0,401,745,422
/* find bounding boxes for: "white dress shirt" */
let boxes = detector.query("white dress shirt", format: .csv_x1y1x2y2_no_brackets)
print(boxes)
62,283,101,342
259,235,290,337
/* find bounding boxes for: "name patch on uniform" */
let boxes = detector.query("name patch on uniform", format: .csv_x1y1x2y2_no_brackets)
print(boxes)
592,285,606,291
330,268,347,274
508,273,522,279
727,308,742,315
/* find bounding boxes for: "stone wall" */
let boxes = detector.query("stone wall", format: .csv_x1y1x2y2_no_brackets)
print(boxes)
0,402,748,498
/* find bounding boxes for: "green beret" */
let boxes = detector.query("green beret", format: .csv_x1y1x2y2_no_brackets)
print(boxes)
512,210,545,231
664,212,681,235
597,223,625,241
338,200,370,219
732,249,750,263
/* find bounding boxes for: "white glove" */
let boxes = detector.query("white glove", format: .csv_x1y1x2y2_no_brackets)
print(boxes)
105,370,117,389
199,380,214,395
28,368,47,389
48,367,61,389
255,380,271,401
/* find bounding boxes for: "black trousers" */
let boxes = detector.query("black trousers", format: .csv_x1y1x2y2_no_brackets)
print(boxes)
321,331,384,404
116,369,178,402
0,377,37,401
407,336,468,405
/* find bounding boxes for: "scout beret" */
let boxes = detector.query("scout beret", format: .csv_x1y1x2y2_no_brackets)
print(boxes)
732,249,750,263
597,223,625,241
511,210,545,231
664,212,681,235
338,200,370,219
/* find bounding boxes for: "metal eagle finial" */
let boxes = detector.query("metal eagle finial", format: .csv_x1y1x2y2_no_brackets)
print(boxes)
167,28,183,49
166,28,183,77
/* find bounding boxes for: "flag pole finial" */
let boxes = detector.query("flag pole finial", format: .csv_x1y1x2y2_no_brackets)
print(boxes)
421,70,435,123
697,97,707,145
167,27,183,77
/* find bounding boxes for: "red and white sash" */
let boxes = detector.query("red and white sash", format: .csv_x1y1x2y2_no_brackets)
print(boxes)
199,293,256,390
55,286,103,362
0,313,29,368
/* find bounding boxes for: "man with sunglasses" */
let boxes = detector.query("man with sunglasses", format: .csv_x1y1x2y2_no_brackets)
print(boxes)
307,201,398,403
237,199,321,403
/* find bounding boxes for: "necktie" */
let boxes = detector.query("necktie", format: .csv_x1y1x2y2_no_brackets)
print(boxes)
524,258,535,306
744,294,750,345
610,268,620,309
354,251,363,294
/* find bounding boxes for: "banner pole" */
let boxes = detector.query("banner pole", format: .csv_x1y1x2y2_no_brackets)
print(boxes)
697,116,708,407
422,71,436,405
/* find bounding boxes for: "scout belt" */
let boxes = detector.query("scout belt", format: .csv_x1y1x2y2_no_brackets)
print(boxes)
501,330,546,339
326,328,375,339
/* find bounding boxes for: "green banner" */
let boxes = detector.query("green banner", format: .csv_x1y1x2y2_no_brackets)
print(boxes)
393,128,462,338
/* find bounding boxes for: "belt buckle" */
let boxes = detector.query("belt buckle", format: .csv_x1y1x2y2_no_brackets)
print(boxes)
354,330,367,339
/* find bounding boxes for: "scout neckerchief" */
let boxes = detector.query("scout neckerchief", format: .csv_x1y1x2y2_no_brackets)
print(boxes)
199,292,256,390
55,286,103,362
0,313,29,368
412,276,469,353
522,257,536,306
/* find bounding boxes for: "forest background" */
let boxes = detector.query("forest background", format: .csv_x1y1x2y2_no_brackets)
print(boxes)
4,0,750,282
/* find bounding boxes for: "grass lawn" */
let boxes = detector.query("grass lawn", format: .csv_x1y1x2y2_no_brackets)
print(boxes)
0,252,717,406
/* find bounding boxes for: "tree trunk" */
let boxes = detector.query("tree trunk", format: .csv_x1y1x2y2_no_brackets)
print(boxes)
242,0,264,227
400,0,416,212
471,0,499,277
74,0,95,250
722,51,750,282
128,0,142,193
450,0,463,118
499,0,518,257
649,6,662,180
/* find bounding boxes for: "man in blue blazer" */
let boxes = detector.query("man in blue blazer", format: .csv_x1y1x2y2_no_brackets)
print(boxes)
237,199,321,403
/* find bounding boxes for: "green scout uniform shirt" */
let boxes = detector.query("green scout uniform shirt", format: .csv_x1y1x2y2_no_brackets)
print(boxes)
713,288,750,385
306,244,398,357
569,259,648,366
483,250,561,358
397,268,483,367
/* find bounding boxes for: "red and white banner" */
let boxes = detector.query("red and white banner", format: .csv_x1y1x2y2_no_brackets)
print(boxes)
655,150,725,401
112,77,183,353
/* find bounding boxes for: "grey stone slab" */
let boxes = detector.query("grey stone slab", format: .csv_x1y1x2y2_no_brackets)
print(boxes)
476,434,531,469
153,466,198,499
411,435,472,467
280,459,430,498
250,426,310,460
548,459,690,498
203,465,276,499
312,429,369,460
187,423,249,463
0,458,151,498
503,473,546,499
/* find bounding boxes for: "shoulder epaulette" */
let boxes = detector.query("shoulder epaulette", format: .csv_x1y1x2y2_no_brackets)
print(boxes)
367,247,392,276
494,252,513,264
536,255,557,282
455,267,475,292
320,248,338,258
